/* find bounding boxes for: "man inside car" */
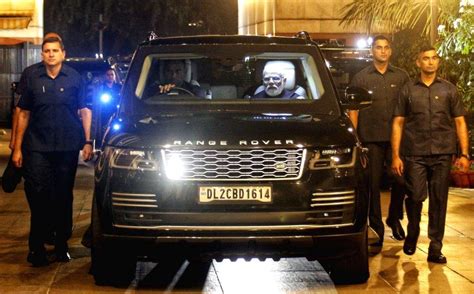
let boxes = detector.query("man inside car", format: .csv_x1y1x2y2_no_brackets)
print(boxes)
156,60,205,97
253,61,305,99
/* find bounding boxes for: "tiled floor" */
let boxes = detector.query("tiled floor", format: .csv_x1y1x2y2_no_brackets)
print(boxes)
0,130,473,293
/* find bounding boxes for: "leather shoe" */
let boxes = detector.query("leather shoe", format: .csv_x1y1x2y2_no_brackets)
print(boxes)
403,241,416,255
55,251,71,262
27,251,49,267
427,253,447,264
386,219,405,240
368,240,383,256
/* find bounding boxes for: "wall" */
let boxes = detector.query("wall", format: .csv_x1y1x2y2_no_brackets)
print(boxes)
0,0,44,45
0,44,41,126
238,0,390,46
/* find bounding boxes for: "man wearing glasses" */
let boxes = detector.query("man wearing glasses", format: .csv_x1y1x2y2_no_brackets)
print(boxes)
253,61,305,99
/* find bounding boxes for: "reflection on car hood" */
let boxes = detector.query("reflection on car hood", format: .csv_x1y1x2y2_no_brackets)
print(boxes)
107,112,356,149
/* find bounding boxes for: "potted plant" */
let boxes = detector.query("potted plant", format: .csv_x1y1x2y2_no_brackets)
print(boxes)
450,158,474,188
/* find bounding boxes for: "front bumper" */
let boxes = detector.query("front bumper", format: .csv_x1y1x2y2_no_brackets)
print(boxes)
102,229,366,261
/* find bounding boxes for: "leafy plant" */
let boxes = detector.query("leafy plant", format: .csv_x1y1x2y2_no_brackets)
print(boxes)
391,29,430,78
339,0,472,112
339,0,459,36
437,5,473,111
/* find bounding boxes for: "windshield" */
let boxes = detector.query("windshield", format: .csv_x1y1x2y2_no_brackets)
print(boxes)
135,52,325,101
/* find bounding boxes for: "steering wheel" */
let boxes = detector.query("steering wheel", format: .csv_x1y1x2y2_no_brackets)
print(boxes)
161,86,195,97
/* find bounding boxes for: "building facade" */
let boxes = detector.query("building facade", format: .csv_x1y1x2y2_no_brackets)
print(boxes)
238,0,390,46
0,0,43,125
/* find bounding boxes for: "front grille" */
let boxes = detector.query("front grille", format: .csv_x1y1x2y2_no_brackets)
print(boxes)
307,190,355,225
112,192,158,208
310,190,355,207
162,148,306,181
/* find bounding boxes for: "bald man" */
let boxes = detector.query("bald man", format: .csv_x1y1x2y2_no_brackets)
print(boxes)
253,61,305,99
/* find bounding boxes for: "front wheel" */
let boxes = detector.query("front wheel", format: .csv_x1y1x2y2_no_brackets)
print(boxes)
320,228,369,284
90,198,137,286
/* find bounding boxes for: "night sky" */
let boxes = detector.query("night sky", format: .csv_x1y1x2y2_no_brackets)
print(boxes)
44,0,238,57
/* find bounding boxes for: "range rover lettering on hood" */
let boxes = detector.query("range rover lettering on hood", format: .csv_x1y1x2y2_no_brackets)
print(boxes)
172,140,295,146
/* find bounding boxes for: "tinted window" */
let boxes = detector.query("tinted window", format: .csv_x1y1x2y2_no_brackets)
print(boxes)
134,53,325,102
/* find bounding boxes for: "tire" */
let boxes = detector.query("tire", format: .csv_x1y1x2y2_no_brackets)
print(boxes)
320,228,369,285
91,198,137,286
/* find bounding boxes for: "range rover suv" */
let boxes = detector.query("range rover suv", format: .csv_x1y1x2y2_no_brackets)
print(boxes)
91,32,372,285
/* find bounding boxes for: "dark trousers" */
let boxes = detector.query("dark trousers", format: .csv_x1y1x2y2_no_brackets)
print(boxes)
404,155,451,254
22,150,79,252
366,142,406,240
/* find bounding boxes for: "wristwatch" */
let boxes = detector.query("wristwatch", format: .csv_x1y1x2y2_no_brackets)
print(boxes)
460,154,470,160
84,140,93,146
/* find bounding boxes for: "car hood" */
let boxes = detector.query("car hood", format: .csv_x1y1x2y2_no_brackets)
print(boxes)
106,112,357,149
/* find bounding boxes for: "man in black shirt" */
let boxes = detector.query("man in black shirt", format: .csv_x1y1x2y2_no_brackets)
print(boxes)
392,46,469,264
12,37,93,267
349,35,410,248
92,68,121,147
10,32,62,150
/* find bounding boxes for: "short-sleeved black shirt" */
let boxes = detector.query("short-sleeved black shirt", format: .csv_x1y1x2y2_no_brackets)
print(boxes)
393,77,467,155
350,64,410,142
15,62,43,106
18,63,87,152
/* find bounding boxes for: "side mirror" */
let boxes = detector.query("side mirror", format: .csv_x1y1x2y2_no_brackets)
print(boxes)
340,86,372,110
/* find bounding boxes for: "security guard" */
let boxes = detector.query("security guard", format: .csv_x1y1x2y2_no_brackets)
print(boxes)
392,46,469,264
10,32,62,151
348,35,410,248
92,68,121,147
12,36,93,267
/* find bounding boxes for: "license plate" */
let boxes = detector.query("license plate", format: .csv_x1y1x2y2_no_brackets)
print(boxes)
199,186,272,203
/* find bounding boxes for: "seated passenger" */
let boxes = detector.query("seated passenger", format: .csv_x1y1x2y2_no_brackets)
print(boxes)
252,61,306,99
157,60,205,97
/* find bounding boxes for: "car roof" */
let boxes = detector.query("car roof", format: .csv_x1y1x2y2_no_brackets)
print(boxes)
64,58,109,71
141,34,313,47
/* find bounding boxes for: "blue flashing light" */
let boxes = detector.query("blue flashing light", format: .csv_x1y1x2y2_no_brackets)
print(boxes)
112,123,121,131
100,93,112,103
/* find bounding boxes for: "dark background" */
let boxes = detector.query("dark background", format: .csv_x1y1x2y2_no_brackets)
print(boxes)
44,0,238,57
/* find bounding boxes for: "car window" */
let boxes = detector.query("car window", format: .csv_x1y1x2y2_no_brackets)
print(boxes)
134,53,325,102
320,48,372,95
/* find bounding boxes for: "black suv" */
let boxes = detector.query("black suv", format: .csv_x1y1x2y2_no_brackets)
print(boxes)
91,33,372,285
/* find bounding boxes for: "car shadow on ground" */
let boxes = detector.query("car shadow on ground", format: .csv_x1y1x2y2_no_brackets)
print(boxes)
130,259,212,291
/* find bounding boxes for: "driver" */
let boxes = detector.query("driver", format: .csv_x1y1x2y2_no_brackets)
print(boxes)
158,60,205,97
253,62,305,99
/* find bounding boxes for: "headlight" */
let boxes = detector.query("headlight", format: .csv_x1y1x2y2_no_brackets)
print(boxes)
108,147,158,171
162,152,185,180
308,147,356,170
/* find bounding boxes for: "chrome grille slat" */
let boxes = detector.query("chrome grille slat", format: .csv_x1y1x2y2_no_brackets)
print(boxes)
113,203,158,208
162,148,306,181
311,195,355,201
312,190,355,196
113,197,157,203
112,192,156,197
310,201,355,207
